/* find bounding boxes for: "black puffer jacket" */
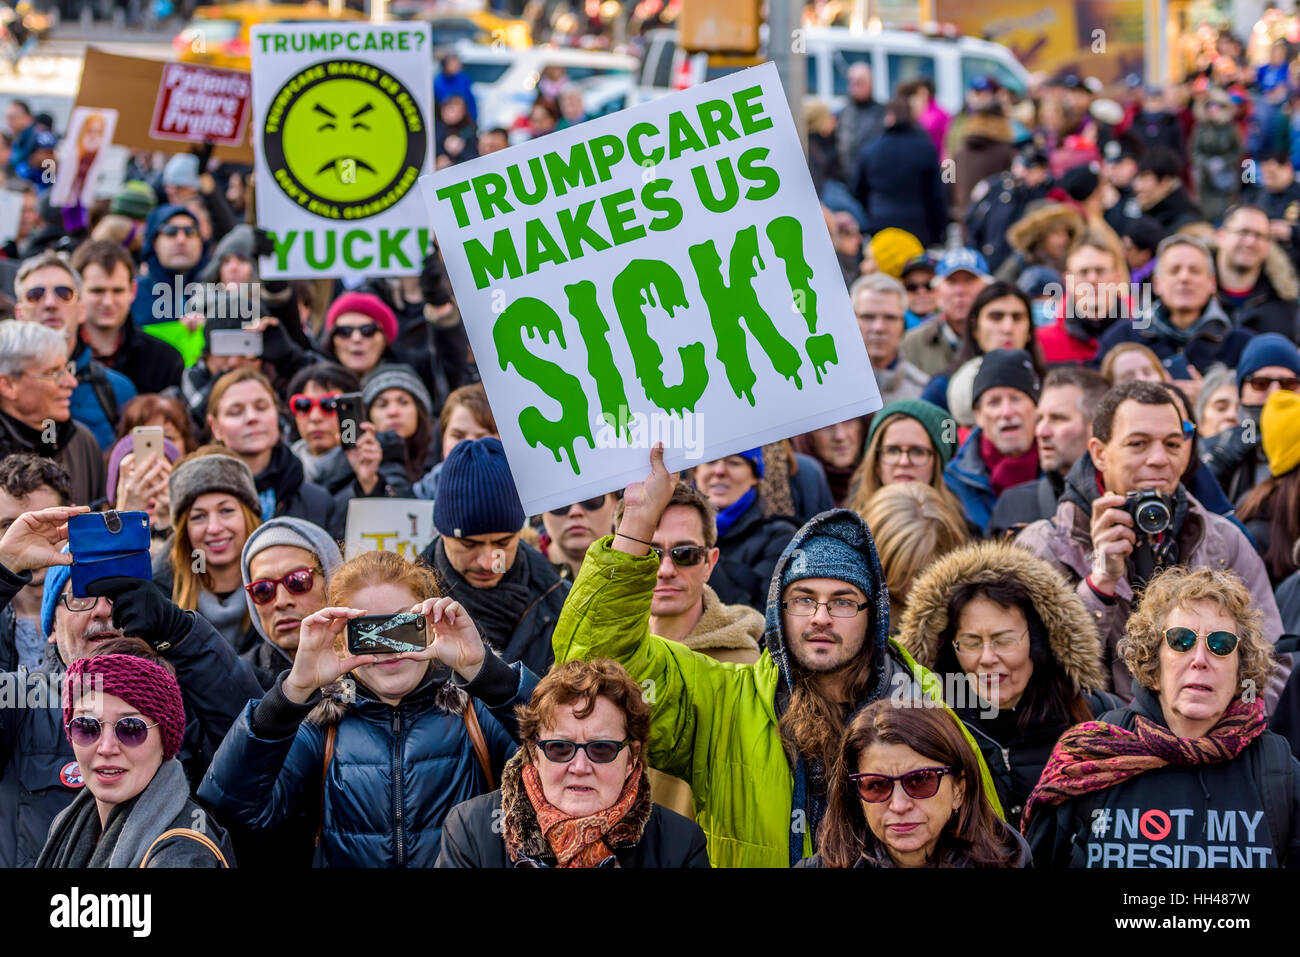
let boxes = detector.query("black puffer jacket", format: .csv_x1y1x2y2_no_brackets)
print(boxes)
795,818,1031,868
709,496,798,612
897,540,1116,829
1201,412,1270,505
1026,685,1300,868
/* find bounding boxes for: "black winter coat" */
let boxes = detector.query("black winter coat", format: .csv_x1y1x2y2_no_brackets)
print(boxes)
101,318,186,396
0,561,263,867
255,442,336,531
987,473,1065,540
852,123,948,247
1223,276,1300,340
1026,685,1300,868
709,497,798,612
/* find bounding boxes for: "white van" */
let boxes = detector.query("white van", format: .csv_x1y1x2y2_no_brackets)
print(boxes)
637,26,1030,115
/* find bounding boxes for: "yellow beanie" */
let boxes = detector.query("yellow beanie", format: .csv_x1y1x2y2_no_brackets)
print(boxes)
1261,389,1300,477
867,228,924,279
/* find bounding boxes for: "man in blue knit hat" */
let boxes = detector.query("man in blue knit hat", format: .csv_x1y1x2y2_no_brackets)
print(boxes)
418,436,568,676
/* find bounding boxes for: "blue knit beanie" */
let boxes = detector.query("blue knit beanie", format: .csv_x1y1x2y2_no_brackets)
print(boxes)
780,516,875,601
433,437,526,537
737,447,764,478
1237,333,1300,389
41,550,72,639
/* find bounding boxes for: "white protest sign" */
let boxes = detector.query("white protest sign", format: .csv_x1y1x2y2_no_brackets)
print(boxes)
50,107,118,209
0,190,22,246
250,22,434,278
422,62,880,516
344,498,436,560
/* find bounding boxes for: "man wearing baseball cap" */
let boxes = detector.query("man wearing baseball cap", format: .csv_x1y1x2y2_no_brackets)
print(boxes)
1101,135,1143,233
900,247,990,378
900,253,938,328
944,348,1041,533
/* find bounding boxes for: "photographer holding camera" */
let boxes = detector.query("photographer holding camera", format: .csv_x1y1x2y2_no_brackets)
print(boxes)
1017,380,1289,709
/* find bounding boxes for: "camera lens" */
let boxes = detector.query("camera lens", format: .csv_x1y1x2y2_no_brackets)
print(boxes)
1136,501,1171,535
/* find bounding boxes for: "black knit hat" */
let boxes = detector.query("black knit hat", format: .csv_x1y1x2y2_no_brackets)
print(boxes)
973,349,1041,407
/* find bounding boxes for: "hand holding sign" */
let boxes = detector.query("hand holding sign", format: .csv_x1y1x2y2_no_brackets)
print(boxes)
614,444,673,555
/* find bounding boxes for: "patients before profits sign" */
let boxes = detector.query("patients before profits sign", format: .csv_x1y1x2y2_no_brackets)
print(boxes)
251,22,433,278
423,63,881,515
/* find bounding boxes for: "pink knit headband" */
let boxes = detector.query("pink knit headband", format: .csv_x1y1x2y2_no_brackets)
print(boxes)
63,653,185,761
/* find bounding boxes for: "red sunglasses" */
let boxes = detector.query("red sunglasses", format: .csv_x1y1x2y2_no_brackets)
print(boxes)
244,567,316,604
290,393,340,415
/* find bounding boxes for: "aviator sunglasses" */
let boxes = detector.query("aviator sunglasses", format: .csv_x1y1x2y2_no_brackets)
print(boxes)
1163,626,1238,657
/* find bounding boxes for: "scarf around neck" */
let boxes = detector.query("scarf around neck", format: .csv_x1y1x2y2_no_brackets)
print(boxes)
1021,695,1266,830
979,433,1039,495
715,487,757,537
432,537,535,654
521,759,644,868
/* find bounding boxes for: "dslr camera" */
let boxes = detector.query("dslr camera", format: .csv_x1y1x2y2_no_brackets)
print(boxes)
1125,489,1173,537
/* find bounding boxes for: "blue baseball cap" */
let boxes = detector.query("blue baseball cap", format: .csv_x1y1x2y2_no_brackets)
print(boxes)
935,247,991,281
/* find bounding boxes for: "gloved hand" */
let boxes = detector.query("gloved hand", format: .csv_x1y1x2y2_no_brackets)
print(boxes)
86,576,192,653
252,226,277,259
420,248,452,307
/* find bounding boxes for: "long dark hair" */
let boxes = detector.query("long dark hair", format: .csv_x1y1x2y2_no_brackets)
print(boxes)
1239,468,1300,583
404,402,434,483
932,576,1092,731
952,281,1046,377
817,700,1016,868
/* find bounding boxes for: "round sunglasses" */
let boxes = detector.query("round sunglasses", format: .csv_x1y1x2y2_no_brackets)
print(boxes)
1163,626,1239,657
290,393,340,415
67,715,158,749
535,739,630,764
244,567,316,605
850,766,953,803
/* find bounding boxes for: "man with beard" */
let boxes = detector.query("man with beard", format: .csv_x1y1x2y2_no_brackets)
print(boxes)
0,505,261,866
552,445,999,867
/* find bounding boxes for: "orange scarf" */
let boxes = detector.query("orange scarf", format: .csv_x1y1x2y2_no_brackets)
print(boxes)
521,761,644,868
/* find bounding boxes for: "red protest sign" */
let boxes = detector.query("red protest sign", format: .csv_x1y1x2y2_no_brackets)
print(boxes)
149,61,252,148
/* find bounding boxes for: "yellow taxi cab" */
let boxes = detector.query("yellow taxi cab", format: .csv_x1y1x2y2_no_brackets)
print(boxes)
172,3,367,70
419,8,531,50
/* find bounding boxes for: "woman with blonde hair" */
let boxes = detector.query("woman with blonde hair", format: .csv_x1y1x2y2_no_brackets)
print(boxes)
1099,341,1172,386
848,398,959,514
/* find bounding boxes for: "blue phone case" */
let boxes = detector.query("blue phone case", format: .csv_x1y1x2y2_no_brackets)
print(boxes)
67,511,152,599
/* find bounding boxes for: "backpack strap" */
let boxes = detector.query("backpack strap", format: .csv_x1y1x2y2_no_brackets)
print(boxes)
1251,732,1294,865
82,359,120,426
316,723,337,849
462,701,495,791
139,828,229,868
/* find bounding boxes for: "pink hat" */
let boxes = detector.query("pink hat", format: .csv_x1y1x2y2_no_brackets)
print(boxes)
325,292,398,344
63,653,186,761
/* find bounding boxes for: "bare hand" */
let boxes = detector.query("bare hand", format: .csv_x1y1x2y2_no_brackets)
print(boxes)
0,505,90,574
284,606,376,703
345,422,383,495
616,443,673,551
180,311,205,333
399,596,487,681
1089,493,1135,593
1271,219,1292,242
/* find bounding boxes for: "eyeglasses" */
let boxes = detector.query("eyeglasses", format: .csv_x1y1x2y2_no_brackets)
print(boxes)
22,285,76,303
332,323,382,340
535,739,630,763
289,393,340,415
66,715,159,749
953,630,1028,657
850,766,953,803
244,567,316,605
904,281,932,292
880,445,934,464
23,361,76,382
1242,374,1300,393
649,544,709,567
1163,626,1239,657
546,495,607,516
60,592,100,613
782,596,870,618
159,224,198,238
1225,228,1269,243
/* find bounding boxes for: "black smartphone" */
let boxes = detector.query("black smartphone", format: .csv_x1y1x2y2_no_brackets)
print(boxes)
346,612,427,655
335,391,364,451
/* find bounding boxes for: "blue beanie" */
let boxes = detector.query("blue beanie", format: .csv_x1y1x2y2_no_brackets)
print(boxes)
1237,333,1300,389
433,437,526,537
41,551,72,640
780,515,875,601
737,447,764,479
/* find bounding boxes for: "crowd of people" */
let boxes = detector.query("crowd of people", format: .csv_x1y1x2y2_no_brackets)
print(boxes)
2,16,1300,872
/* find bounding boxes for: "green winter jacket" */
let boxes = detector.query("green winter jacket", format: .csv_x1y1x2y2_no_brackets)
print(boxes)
554,515,1003,869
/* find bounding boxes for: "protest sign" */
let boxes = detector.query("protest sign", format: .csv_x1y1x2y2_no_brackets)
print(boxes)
344,498,436,561
150,61,252,148
0,190,23,247
49,107,118,209
421,62,881,515
250,22,434,279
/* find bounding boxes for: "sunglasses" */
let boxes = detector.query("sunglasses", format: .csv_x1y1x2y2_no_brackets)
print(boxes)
535,739,630,763
159,224,198,238
22,285,76,303
649,544,708,567
244,567,316,605
66,715,158,749
1163,626,1239,657
546,495,607,516
1243,374,1300,393
289,393,340,415
904,280,932,292
850,766,953,803
332,323,382,340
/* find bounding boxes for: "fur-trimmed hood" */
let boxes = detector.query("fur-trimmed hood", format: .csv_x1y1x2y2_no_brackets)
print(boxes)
1007,202,1085,254
959,112,1013,146
895,540,1107,693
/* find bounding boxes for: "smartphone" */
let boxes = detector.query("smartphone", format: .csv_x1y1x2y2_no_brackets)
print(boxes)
209,329,263,357
335,392,364,450
347,612,427,655
132,425,165,464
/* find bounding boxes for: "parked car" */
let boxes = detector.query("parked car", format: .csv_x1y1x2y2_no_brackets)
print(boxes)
173,2,366,70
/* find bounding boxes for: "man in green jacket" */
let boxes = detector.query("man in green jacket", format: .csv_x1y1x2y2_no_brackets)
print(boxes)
553,447,1000,868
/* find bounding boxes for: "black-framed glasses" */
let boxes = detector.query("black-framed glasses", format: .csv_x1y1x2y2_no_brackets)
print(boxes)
66,715,158,749
1163,626,1239,657
546,495,607,516
289,393,340,415
649,544,708,567
244,567,316,605
332,323,382,340
22,284,76,303
850,766,953,803
782,596,870,618
60,592,100,613
536,739,630,764
1243,374,1300,393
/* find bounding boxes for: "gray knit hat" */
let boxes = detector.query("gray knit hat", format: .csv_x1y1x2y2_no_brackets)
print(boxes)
240,517,343,643
363,363,432,416
168,450,260,527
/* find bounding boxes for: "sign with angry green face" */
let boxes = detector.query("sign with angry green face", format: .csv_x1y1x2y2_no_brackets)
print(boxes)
252,24,433,278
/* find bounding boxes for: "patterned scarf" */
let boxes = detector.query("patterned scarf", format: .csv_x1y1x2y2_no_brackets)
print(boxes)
521,761,645,868
1021,696,1266,830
